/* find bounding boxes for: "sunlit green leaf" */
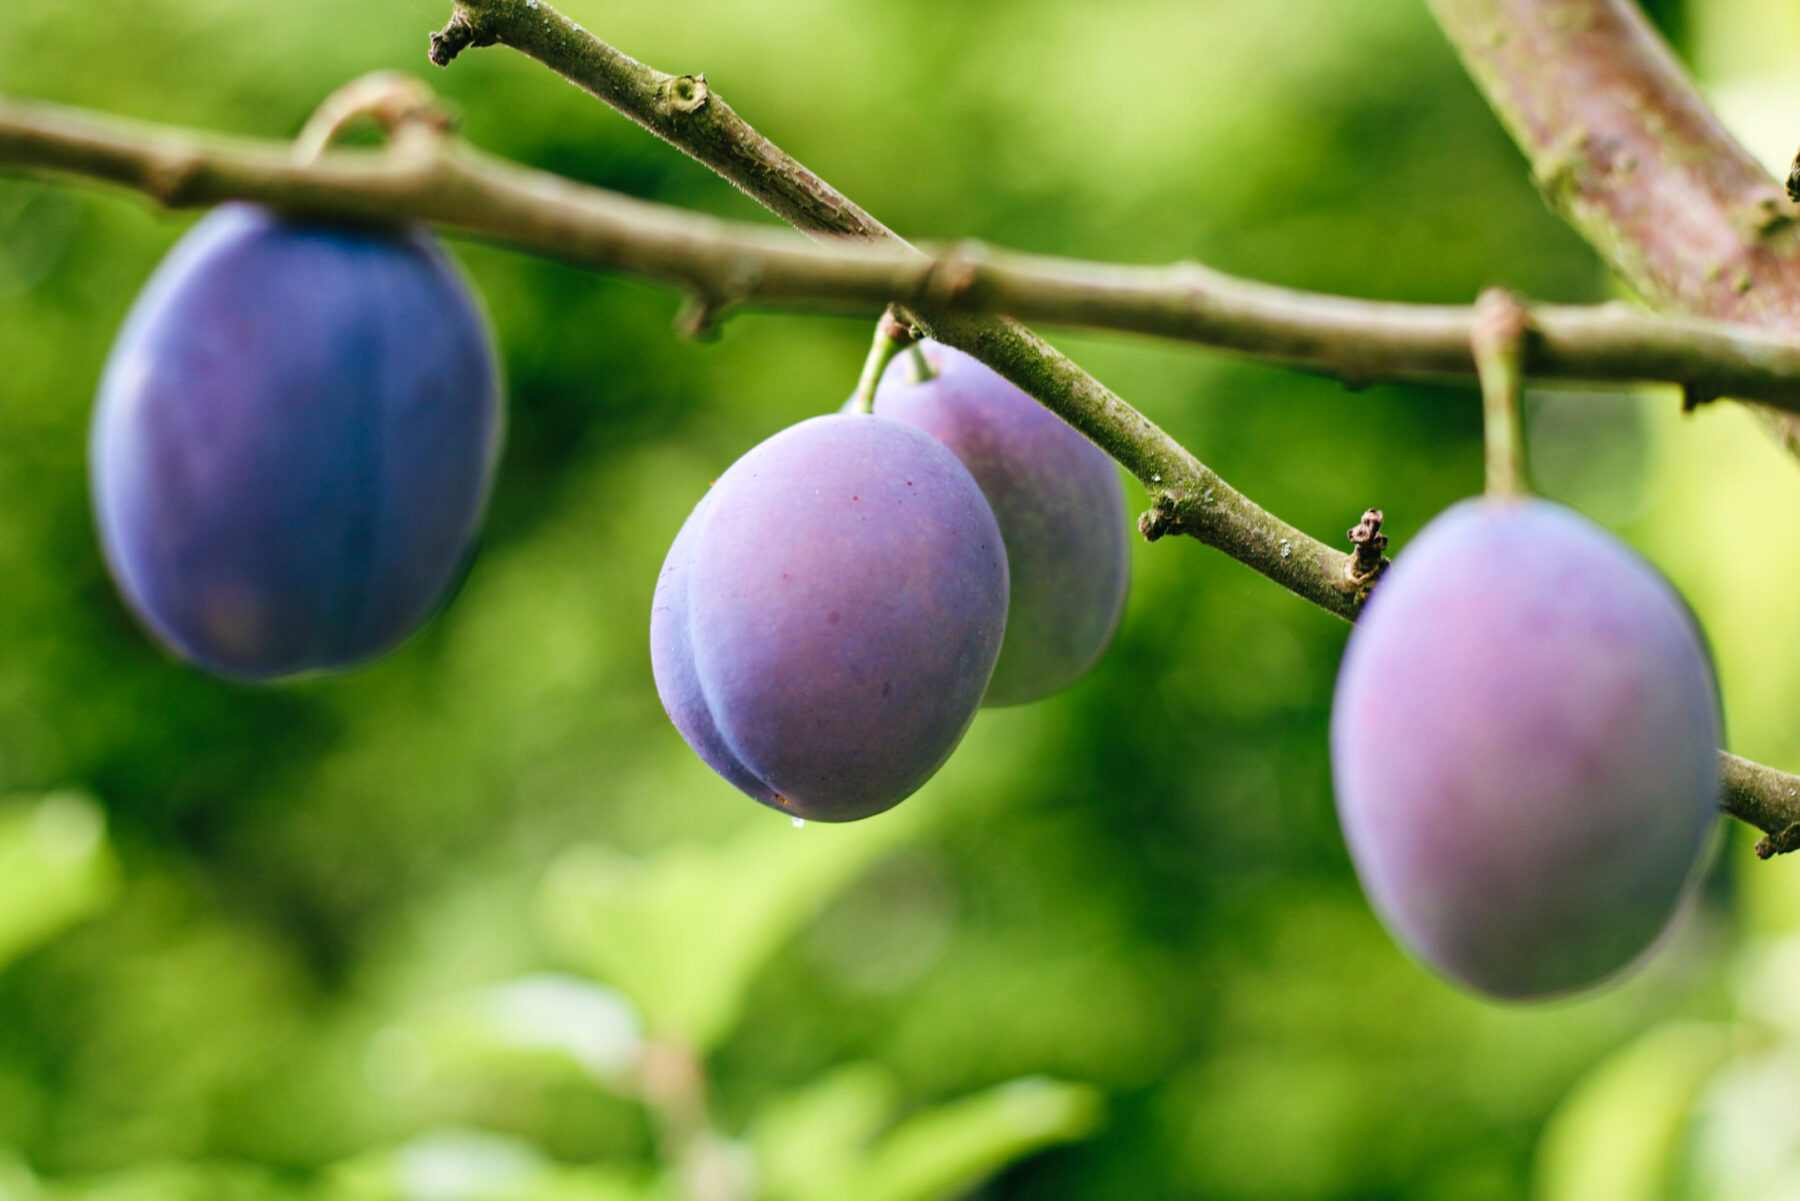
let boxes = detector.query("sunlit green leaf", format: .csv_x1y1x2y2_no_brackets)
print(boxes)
324,1130,658,1201
536,808,920,1048
0,792,118,972
753,1063,900,1201
840,1077,1099,1201
1535,1021,1733,1201
373,973,644,1095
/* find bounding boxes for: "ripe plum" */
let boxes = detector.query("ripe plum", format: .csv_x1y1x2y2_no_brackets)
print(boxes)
1330,498,1719,999
874,341,1128,705
651,413,1008,821
91,205,501,680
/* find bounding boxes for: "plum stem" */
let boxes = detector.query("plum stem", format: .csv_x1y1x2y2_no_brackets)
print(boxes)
847,306,915,414
293,71,453,165
903,343,937,384
1473,288,1532,499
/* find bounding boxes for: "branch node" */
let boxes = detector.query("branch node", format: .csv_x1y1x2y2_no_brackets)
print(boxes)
429,9,497,67
1757,821,1800,860
294,71,455,165
1344,508,1390,590
924,242,991,309
1138,495,1182,543
1681,384,1720,413
674,292,724,341
1747,193,1795,240
660,75,711,118
145,153,206,208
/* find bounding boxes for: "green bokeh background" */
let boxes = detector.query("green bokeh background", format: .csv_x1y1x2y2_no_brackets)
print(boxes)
7,0,1800,1198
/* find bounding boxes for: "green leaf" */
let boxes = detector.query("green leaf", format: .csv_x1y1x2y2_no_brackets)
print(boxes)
753,1063,901,1201
757,1073,1101,1201
535,807,919,1048
1535,1021,1733,1201
376,973,644,1093
0,1152,46,1201
841,1077,1102,1201
39,1160,296,1201
0,792,119,972
323,1130,659,1201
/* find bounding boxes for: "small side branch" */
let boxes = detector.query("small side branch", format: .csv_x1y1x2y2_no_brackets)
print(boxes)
1721,753,1800,858
431,0,894,241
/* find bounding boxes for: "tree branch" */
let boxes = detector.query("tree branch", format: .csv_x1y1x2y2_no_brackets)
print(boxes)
1424,0,1800,437
5,44,1798,844
13,93,1800,416
1722,754,1800,859
429,1,895,242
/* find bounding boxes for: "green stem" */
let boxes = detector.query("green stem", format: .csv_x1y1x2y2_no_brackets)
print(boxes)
846,307,913,414
1473,288,1530,499
904,342,936,384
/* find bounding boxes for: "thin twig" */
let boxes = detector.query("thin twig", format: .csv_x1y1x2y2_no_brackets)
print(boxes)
292,71,455,164
1722,755,1800,858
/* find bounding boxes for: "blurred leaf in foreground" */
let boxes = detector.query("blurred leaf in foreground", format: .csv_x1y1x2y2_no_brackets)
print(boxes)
755,1065,1101,1201
535,808,920,1049
372,973,644,1095
324,1129,654,1201
0,792,118,972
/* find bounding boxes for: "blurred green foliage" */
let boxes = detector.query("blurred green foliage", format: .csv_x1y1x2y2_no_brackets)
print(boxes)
11,0,1800,1197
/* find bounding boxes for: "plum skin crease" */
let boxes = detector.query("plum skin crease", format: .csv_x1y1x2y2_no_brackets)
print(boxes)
651,414,1009,822
1330,498,1719,1000
873,340,1129,706
91,204,502,681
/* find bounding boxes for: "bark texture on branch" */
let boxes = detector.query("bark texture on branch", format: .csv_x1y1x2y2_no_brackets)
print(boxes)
16,92,1800,412
1426,0,1800,442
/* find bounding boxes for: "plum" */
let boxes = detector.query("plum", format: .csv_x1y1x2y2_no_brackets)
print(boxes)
1330,498,1719,999
90,204,501,681
651,413,1008,821
873,340,1128,706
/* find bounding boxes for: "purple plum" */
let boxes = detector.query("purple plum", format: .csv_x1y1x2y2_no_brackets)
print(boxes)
91,204,501,680
651,413,1008,821
1331,498,1719,1000
873,340,1128,705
